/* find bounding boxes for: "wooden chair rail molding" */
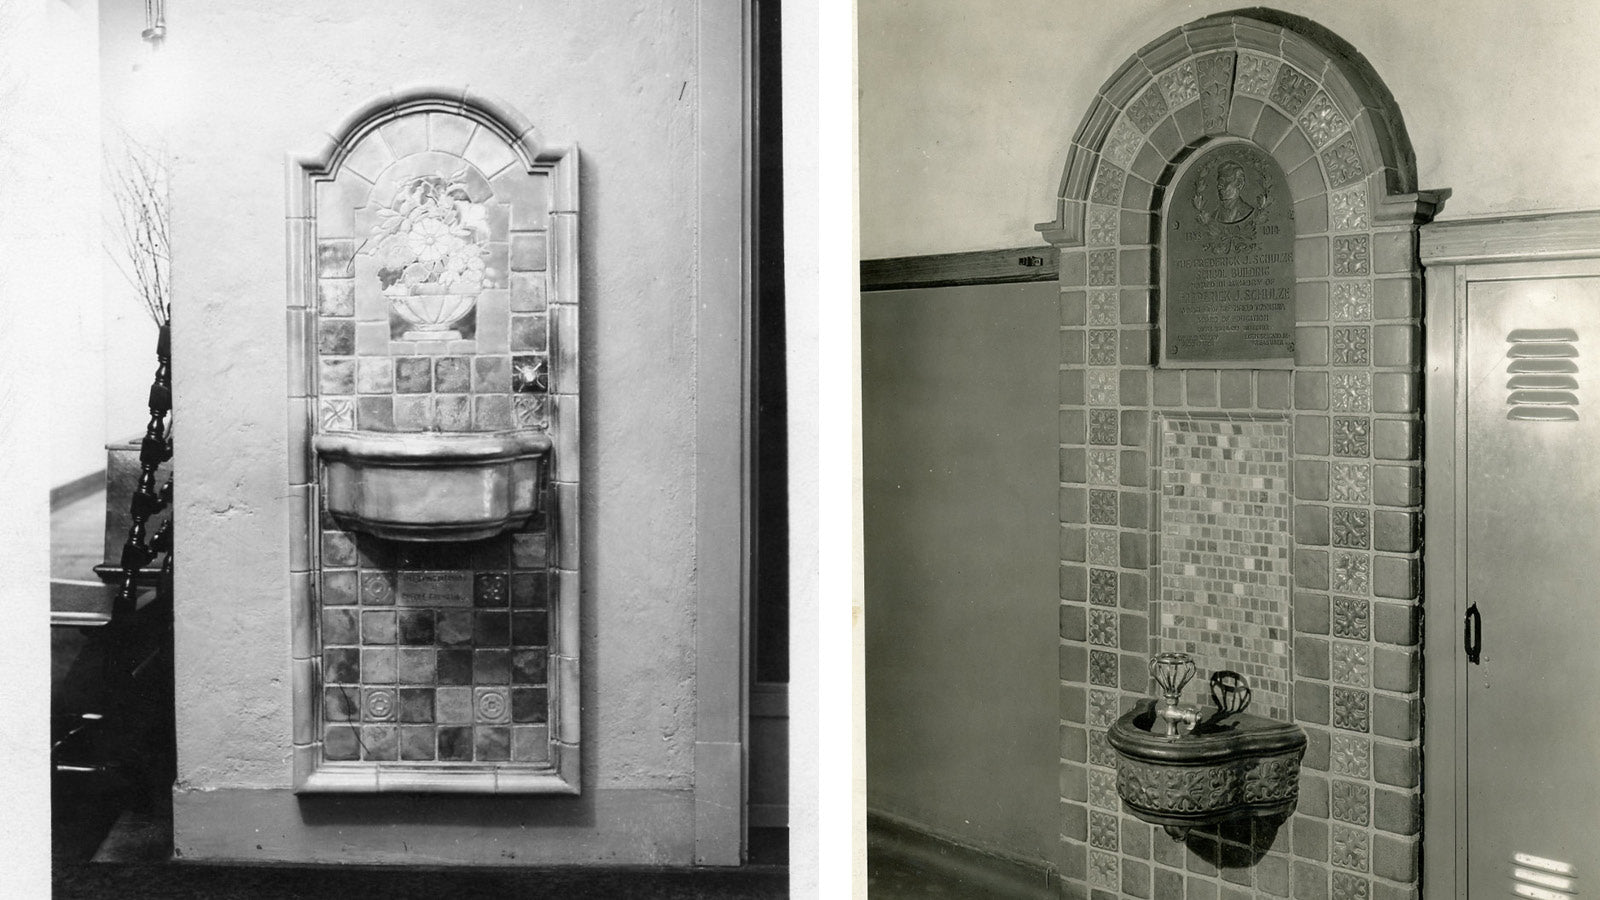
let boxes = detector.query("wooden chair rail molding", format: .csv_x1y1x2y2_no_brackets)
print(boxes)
861,246,1060,292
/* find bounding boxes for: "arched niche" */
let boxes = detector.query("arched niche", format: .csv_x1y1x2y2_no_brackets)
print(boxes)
1044,11,1446,897
285,87,581,794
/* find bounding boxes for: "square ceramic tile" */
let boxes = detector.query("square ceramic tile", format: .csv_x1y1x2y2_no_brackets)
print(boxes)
318,278,355,316
1331,463,1371,504
1087,730,1116,768
438,725,473,761
1331,507,1370,549
512,355,548,393
473,395,513,429
434,356,471,393
511,315,548,352
1088,450,1119,485
1331,281,1373,322
1090,568,1118,606
322,607,359,644
1087,370,1119,407
1088,688,1118,727
1090,650,1118,686
1089,489,1119,526
1332,326,1371,366
1088,330,1119,366
1331,872,1371,900
511,648,547,683
476,725,512,761
393,395,433,431
1331,733,1371,779
514,394,548,428
474,648,512,682
1332,595,1370,640
1332,687,1371,732
1331,780,1370,825
1089,409,1119,445
320,358,356,395
1333,417,1371,457
473,355,511,392
511,687,548,723
1088,768,1119,809
1087,528,1119,566
512,725,550,763
1088,289,1120,325
1089,609,1119,647
1331,641,1370,686
1332,551,1371,595
1089,810,1120,851
1331,824,1370,872
396,647,436,684
1331,372,1370,412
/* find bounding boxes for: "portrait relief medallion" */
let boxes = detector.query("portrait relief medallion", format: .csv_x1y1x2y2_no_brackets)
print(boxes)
1162,141,1296,366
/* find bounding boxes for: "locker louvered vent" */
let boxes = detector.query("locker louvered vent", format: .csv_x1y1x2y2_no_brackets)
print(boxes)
1513,851,1578,898
1507,328,1580,421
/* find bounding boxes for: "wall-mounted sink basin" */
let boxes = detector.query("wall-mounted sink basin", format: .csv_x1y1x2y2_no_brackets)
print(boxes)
1108,699,1306,838
313,430,552,542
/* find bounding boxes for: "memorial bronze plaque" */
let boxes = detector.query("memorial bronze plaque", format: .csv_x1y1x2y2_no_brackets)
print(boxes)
397,570,474,606
1162,141,1296,366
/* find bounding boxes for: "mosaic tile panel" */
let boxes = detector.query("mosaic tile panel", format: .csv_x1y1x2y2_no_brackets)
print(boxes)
1157,416,1293,719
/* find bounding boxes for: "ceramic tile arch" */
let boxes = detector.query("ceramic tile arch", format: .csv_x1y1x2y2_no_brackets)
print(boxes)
286,87,581,794
1042,11,1443,899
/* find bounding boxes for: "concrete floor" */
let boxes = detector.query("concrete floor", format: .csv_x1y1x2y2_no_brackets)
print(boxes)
866,848,991,898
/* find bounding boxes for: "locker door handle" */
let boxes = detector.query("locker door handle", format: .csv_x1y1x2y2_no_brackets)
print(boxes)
1464,603,1482,665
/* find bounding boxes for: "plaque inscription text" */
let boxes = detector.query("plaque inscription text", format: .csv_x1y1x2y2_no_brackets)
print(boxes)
1162,142,1296,366
397,570,474,607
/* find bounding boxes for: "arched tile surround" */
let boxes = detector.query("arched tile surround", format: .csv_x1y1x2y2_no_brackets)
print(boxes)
1041,13,1447,899
286,87,581,794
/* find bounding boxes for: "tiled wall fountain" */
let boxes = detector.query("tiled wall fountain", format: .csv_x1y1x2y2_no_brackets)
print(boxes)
286,89,581,793
1046,12,1437,898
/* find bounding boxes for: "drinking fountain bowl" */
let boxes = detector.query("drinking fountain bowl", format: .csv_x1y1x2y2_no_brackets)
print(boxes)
313,430,552,542
1108,661,1306,839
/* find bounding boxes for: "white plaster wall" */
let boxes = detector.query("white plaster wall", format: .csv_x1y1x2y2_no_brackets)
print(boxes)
143,2,701,792
860,0,1600,257
36,0,104,487
98,0,165,456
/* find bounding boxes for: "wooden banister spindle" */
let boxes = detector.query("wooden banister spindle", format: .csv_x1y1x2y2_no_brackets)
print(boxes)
113,321,173,619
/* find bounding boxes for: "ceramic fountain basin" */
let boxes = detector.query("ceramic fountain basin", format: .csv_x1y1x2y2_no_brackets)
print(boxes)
1108,700,1306,829
314,430,552,542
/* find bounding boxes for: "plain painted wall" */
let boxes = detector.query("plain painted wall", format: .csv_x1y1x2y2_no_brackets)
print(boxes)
859,0,1600,257
138,2,722,858
862,280,1060,863
40,0,104,488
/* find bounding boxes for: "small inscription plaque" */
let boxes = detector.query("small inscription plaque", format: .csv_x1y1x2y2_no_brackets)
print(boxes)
1163,141,1296,366
397,570,474,607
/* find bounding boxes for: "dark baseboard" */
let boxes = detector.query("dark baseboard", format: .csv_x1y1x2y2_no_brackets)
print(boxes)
861,246,1059,292
51,469,105,511
867,809,1058,899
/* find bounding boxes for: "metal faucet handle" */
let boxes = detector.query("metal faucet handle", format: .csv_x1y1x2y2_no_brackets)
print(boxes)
1149,652,1197,705
1209,670,1252,716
